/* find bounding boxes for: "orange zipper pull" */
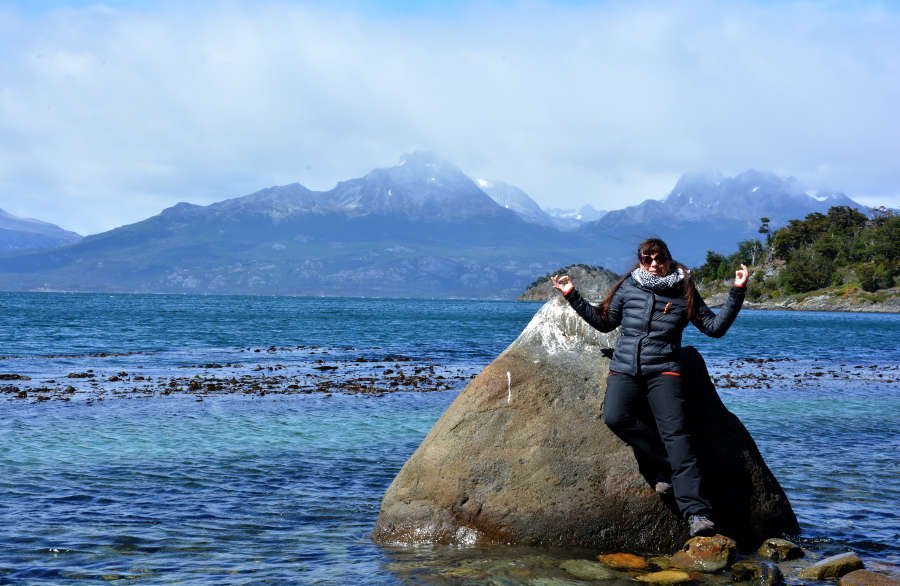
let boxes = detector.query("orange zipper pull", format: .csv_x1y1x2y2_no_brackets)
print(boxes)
663,301,672,314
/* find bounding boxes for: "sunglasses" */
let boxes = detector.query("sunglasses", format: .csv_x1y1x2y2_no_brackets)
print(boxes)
640,254,668,265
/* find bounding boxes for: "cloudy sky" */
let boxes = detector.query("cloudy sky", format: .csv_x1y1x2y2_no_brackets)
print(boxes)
1,0,899,235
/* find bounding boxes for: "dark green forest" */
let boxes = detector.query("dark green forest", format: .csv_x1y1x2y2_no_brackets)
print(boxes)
693,206,899,298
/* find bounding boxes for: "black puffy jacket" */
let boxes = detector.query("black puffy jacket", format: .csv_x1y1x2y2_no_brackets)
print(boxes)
565,277,745,376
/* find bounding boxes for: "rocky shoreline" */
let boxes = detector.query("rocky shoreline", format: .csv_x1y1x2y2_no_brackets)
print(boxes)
704,287,900,313
385,536,900,585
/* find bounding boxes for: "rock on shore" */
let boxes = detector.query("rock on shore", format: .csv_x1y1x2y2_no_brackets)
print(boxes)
372,296,798,551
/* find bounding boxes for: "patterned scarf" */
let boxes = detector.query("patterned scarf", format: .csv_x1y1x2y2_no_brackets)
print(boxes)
631,266,686,291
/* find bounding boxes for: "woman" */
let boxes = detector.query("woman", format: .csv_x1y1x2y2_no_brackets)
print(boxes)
550,238,748,537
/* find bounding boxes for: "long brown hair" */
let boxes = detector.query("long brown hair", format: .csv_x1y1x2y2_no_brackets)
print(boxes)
599,238,698,321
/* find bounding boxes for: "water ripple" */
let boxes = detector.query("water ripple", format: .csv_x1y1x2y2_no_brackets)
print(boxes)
1,295,898,583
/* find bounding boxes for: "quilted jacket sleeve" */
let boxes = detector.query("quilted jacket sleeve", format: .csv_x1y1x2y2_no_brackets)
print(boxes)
564,288,622,333
691,286,746,338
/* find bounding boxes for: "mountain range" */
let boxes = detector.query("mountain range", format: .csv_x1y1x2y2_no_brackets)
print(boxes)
0,153,869,298
0,209,81,253
578,169,865,269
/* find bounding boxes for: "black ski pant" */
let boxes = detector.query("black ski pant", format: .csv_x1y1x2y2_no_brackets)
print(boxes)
603,370,712,518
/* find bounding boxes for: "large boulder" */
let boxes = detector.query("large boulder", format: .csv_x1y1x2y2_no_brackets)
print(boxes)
372,296,798,552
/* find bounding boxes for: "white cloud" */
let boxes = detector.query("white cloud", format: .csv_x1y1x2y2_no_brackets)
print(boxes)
1,1,898,234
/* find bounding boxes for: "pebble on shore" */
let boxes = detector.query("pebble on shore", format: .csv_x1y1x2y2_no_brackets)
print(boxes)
799,552,866,580
840,569,900,586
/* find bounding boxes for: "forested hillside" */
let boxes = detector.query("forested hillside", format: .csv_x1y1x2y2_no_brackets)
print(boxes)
694,206,898,300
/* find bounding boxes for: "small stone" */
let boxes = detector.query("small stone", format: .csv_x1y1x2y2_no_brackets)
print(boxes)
529,578,586,586
560,559,616,581
649,556,673,570
438,566,485,579
839,569,900,586
670,534,737,573
597,552,649,571
635,569,693,584
757,537,803,561
732,560,785,585
799,552,864,580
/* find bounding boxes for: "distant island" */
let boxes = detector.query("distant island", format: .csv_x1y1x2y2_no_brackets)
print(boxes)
518,264,618,301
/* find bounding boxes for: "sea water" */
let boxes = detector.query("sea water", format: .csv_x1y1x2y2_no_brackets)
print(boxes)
0,292,897,584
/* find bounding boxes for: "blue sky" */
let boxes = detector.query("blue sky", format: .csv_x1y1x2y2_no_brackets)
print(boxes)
1,0,899,234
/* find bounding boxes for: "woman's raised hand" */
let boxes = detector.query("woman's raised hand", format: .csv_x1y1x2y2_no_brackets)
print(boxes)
734,264,749,288
550,274,574,296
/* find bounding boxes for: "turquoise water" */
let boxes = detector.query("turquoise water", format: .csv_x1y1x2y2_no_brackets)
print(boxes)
2,394,444,584
0,293,898,584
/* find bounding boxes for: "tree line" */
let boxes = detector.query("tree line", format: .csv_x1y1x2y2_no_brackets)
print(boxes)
692,206,898,297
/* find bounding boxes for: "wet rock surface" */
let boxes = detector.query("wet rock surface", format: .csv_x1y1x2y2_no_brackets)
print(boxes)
732,559,785,585
559,558,617,581
799,552,866,580
597,552,650,571
635,569,693,584
670,535,737,573
373,296,798,551
757,537,803,561
380,542,900,585
840,569,900,586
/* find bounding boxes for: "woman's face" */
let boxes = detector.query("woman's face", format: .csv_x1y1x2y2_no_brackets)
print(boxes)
640,252,670,276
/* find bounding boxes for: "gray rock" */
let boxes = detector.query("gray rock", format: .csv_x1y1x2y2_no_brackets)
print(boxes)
840,569,900,586
757,538,803,561
560,559,617,581
799,552,865,580
529,578,591,586
670,534,737,572
732,560,785,585
372,296,799,551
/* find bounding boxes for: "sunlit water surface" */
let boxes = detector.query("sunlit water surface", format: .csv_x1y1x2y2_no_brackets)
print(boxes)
0,293,897,584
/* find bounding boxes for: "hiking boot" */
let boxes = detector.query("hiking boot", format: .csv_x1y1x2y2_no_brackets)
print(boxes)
688,514,716,537
654,481,673,495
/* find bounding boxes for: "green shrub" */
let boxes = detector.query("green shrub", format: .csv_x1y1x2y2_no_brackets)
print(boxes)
694,206,897,297
856,262,895,292
780,249,834,293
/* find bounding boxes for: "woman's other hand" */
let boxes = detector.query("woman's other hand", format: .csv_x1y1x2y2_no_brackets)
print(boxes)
734,264,749,288
550,274,574,296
